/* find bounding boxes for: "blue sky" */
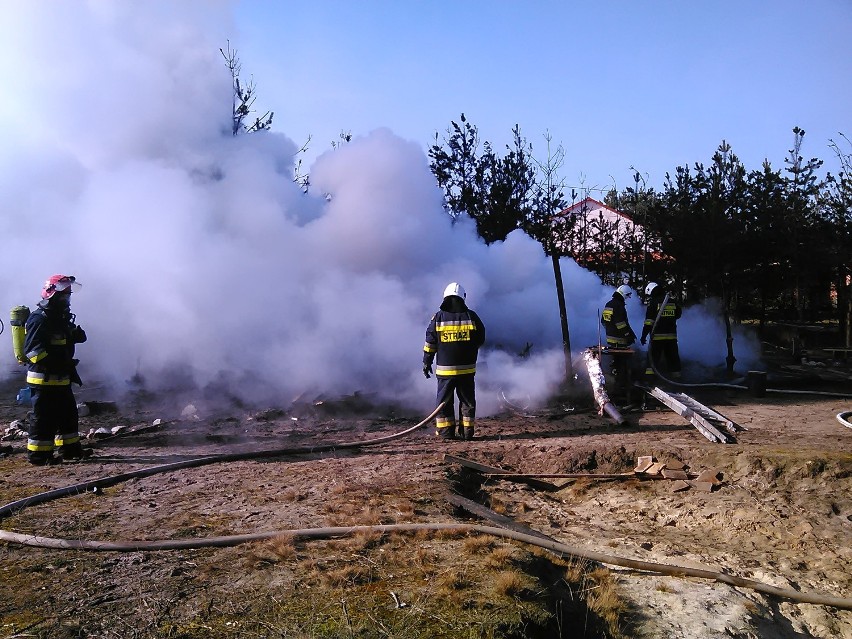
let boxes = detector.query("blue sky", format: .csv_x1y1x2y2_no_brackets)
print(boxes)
234,0,851,194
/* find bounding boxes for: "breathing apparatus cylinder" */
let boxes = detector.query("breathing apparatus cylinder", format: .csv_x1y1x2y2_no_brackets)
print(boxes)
10,306,30,365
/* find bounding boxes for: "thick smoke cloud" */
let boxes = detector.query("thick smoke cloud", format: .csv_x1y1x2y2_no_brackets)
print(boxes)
0,2,759,416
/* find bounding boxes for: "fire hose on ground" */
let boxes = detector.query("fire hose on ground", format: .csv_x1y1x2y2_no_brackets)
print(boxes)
2,405,850,610
0,401,447,517
1,521,851,610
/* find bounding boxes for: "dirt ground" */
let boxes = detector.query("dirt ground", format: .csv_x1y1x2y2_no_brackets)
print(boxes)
1,357,851,638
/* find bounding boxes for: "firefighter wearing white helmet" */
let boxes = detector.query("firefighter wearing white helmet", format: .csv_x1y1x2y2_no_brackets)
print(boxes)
422,282,485,441
600,284,637,398
443,282,465,299
602,285,637,348
23,275,91,465
641,281,682,380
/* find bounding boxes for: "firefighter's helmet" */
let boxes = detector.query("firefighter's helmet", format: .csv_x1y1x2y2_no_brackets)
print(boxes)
616,285,632,299
443,282,466,300
42,274,80,300
645,282,659,296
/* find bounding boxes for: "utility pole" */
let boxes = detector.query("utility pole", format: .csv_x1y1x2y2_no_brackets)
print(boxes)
535,133,573,384
552,252,573,383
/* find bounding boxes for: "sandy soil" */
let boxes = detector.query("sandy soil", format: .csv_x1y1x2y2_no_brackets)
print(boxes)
1,363,851,638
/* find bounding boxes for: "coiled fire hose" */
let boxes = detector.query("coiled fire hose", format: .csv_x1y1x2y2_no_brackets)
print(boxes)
1,403,851,610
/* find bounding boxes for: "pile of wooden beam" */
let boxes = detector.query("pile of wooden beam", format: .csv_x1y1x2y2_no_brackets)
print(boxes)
446,454,724,493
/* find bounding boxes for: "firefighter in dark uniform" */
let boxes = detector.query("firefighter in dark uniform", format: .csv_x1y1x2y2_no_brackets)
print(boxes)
23,274,90,465
422,282,485,441
600,285,637,398
641,281,682,380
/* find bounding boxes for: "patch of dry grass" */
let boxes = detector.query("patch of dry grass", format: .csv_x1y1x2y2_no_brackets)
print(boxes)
434,566,472,597
489,495,509,515
265,533,297,560
655,579,675,593
411,545,440,576
321,562,374,588
390,499,416,521
0,516,632,638
485,544,518,568
279,487,304,502
583,565,629,637
350,527,384,550
463,533,496,554
433,526,468,540
491,569,532,597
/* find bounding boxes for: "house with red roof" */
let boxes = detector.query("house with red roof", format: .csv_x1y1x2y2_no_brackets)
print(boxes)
550,196,665,276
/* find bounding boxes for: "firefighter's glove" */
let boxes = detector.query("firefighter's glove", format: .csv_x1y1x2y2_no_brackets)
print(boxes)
640,336,647,346
423,363,433,379
72,325,87,343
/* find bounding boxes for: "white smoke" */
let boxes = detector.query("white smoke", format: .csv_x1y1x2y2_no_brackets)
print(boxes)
0,2,759,415
679,299,762,373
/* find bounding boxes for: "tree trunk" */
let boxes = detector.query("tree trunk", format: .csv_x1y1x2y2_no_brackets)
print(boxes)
551,253,573,383
722,286,737,375
844,273,852,347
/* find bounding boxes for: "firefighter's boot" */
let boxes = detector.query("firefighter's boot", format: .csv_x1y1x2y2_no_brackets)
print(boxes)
28,452,62,466
437,425,457,440
60,442,93,461
463,426,475,441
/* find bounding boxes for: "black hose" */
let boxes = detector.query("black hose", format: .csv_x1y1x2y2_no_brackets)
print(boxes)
0,402,446,520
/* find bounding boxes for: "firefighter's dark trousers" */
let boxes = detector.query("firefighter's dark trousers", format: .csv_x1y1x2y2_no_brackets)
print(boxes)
435,374,476,440
606,352,634,398
27,385,82,463
645,340,682,379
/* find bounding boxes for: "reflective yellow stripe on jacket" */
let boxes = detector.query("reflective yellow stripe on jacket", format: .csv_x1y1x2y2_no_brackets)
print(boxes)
436,363,477,376
26,371,71,386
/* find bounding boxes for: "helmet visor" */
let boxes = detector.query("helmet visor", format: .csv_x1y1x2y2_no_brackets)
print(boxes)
51,276,81,294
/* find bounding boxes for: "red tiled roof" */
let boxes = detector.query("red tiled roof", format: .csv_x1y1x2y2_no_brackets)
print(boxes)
556,197,637,223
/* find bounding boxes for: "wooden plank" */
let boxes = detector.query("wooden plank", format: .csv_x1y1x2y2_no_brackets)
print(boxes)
446,494,554,541
691,412,732,443
648,388,731,443
694,403,740,433
634,456,654,473
443,454,560,491
694,469,723,485
686,480,715,492
645,461,666,476
482,472,663,480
